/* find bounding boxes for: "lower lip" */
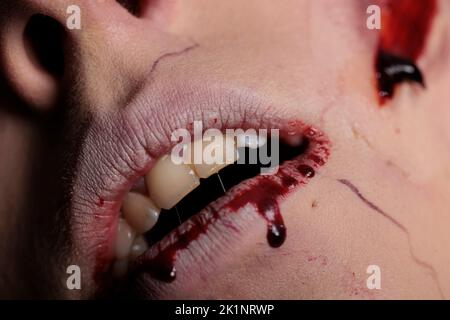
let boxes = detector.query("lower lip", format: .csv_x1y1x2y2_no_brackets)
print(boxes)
132,123,330,283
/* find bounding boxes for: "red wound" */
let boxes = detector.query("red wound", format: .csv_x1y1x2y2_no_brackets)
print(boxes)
375,0,437,104
380,0,437,60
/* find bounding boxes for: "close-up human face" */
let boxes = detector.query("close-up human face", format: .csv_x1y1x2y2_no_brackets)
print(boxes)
0,0,449,300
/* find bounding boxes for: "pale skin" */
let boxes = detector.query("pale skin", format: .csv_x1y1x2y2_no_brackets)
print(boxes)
0,0,450,299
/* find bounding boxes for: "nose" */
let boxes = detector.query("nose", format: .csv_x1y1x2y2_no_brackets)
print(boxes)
0,0,186,113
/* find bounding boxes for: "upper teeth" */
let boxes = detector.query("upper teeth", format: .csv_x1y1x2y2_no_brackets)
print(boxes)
122,192,160,233
112,131,244,276
146,155,200,210
187,133,239,179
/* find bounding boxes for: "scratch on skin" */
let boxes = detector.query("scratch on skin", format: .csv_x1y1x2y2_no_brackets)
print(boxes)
124,42,200,108
337,179,445,299
385,159,410,179
148,42,200,76
351,126,374,150
350,126,412,180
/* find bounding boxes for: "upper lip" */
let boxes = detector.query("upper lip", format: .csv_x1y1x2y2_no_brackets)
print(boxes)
70,76,330,298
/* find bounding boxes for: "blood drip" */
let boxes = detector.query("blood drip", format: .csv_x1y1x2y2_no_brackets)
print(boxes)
136,125,329,282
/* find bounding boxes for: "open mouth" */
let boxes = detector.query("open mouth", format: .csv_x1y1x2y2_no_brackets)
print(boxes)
143,133,310,250
111,129,310,277
70,83,331,298
111,124,329,293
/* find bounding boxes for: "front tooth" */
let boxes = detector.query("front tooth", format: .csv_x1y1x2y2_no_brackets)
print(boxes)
192,132,239,179
115,218,135,260
122,192,160,234
146,155,200,209
129,235,148,260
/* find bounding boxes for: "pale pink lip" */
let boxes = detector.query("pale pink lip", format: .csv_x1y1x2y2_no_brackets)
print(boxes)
70,76,331,296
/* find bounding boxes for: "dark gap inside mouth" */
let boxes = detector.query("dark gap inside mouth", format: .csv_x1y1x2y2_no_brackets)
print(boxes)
144,136,310,246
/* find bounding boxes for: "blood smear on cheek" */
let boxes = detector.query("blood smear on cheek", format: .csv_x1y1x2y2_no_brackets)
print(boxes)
380,0,437,60
375,0,437,104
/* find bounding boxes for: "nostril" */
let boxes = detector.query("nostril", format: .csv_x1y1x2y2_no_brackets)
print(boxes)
23,14,65,78
116,0,142,17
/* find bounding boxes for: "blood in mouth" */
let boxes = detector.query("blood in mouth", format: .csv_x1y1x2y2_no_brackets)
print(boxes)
136,124,330,282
